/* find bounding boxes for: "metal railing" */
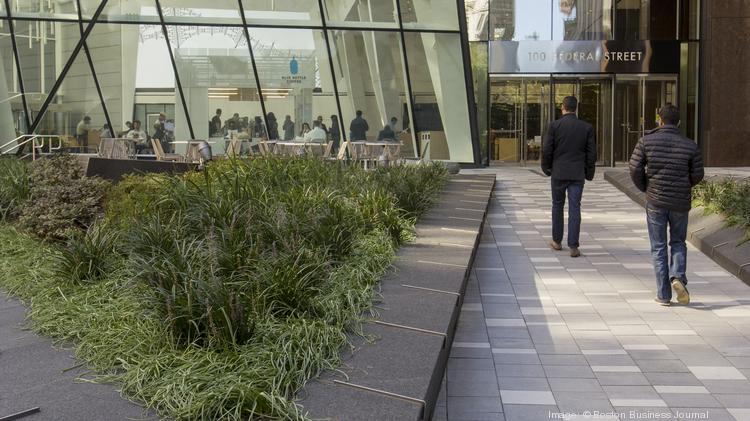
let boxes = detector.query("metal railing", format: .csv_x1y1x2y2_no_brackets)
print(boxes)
0,135,64,160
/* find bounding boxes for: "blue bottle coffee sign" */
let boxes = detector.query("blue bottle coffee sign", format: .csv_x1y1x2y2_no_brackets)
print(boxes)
290,57,299,75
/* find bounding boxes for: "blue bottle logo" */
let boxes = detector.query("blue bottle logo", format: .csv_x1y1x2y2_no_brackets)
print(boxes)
290,57,299,75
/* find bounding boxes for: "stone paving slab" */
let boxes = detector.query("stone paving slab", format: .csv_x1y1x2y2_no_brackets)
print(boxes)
437,167,750,421
0,292,159,421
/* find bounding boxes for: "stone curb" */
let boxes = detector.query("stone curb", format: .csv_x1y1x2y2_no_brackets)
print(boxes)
297,174,496,421
604,170,750,285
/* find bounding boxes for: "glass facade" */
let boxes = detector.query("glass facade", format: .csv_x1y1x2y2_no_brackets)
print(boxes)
0,0,478,162
474,0,700,166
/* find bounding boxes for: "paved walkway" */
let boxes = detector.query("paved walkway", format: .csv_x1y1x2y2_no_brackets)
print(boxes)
0,292,157,420
435,168,750,421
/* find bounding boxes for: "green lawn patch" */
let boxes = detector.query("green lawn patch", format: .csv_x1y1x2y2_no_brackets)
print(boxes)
0,156,448,420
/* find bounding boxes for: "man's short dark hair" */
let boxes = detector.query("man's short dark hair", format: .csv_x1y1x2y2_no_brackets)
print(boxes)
658,104,680,125
216,108,222,115
356,110,363,116
562,96,578,113
313,120,321,128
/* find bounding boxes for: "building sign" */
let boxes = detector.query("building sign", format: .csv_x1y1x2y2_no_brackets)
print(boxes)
490,41,680,74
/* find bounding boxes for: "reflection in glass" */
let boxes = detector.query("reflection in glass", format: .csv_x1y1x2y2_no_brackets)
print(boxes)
242,0,321,27
34,46,108,153
492,0,551,41
400,0,459,30
86,23,175,142
248,28,337,141
470,42,489,164
465,0,490,41
404,32,473,162
10,0,79,20
159,0,241,24
167,25,263,152
78,0,160,22
323,0,398,28
1,22,25,139
328,30,411,147
553,0,612,40
614,0,679,40
11,19,58,96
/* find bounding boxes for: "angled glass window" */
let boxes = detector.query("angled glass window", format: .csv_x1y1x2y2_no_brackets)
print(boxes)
10,0,79,20
491,0,552,41
404,32,473,162
79,0,160,23
86,23,175,143
553,0,612,40
242,0,321,27
328,29,411,147
400,0,460,31
248,27,337,142
159,0,242,25
167,25,263,153
323,0,398,29
1,3,6,16
33,43,109,154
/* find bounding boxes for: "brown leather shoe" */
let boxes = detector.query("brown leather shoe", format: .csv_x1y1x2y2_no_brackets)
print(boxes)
549,240,562,251
570,248,581,258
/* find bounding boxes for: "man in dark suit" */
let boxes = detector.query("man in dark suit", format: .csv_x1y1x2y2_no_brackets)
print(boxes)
541,96,597,257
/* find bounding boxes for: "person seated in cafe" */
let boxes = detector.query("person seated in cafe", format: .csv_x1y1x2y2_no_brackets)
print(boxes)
225,113,241,138
126,119,150,154
299,122,311,138
377,124,397,141
304,120,327,143
119,121,132,138
100,124,113,139
76,116,92,151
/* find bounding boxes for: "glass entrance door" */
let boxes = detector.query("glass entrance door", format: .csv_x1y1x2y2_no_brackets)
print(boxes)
489,77,549,163
614,75,677,163
552,77,613,166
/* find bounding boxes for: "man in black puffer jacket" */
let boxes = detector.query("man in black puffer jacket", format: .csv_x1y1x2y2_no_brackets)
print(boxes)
629,104,704,307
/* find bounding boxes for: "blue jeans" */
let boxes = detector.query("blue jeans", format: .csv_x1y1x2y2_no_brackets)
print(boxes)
646,203,689,301
551,179,584,248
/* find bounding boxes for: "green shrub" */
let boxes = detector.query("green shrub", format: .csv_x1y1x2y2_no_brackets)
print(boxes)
52,222,120,285
19,155,110,241
0,156,450,420
104,173,172,226
0,157,30,220
371,162,449,219
694,179,750,240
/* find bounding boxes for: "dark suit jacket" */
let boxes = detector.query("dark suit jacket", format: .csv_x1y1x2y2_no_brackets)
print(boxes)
541,114,597,181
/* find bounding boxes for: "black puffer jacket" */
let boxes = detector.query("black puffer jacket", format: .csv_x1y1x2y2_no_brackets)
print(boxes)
629,125,704,212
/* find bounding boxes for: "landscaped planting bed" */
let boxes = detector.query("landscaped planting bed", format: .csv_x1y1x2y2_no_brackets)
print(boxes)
693,178,750,241
0,155,448,420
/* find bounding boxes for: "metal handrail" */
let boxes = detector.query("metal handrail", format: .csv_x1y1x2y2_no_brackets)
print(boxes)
1,135,64,159
0,93,25,105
